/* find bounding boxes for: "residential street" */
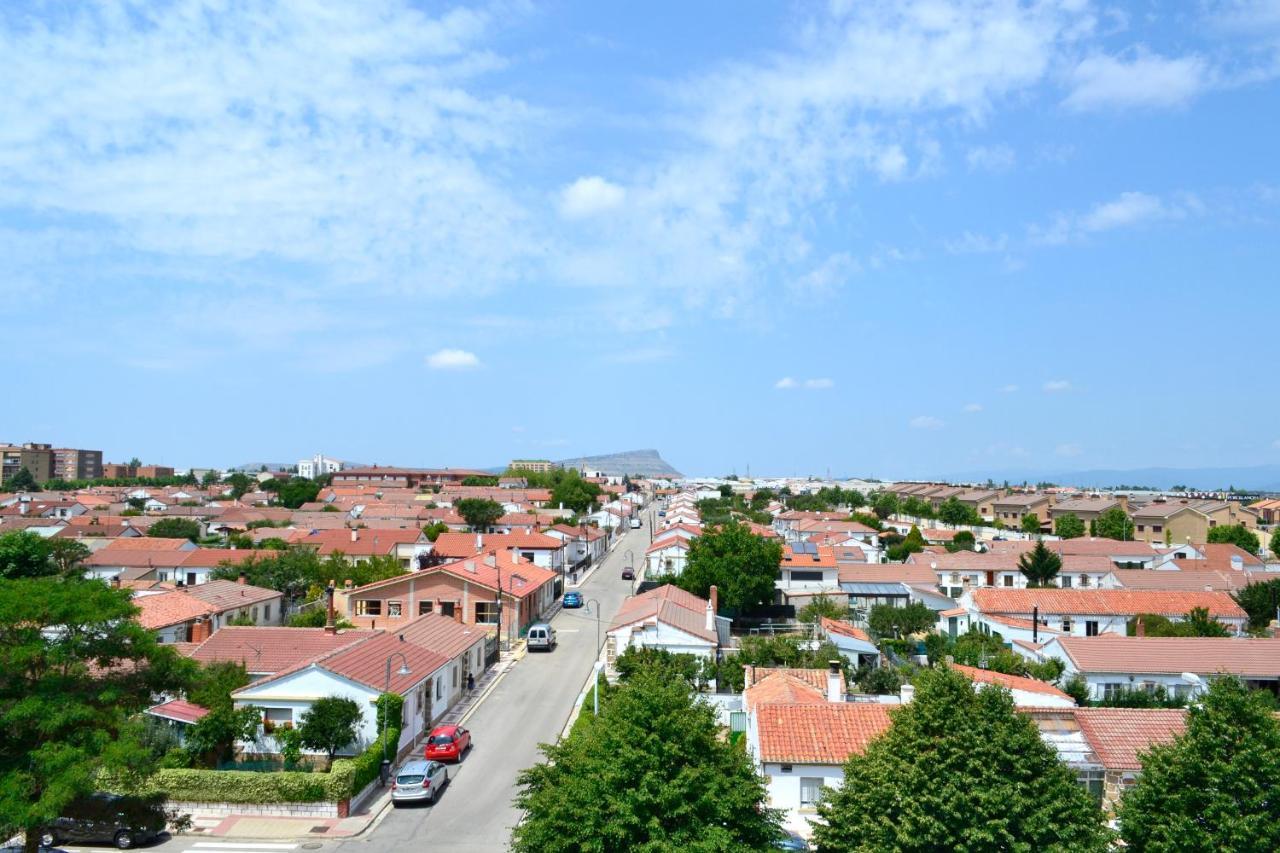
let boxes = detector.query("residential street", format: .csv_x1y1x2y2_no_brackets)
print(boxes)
334,524,649,852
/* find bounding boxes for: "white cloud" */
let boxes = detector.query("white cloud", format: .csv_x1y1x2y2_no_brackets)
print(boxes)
966,144,1016,172
909,415,945,430
558,176,627,219
1000,384,1020,393
775,377,798,390
790,253,859,298
1043,379,1072,392
804,378,834,390
963,403,983,413
1064,49,1209,111
426,348,480,370
945,231,1009,255
1030,191,1196,245
1055,442,1084,457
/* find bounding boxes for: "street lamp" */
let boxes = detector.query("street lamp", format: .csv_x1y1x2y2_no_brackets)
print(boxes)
380,651,411,786
585,598,602,652
592,660,604,716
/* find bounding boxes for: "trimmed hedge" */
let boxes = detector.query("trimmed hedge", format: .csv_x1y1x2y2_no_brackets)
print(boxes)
151,768,341,804
351,726,401,794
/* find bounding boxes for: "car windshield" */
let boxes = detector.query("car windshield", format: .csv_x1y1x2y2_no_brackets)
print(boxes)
395,774,425,785
428,734,454,745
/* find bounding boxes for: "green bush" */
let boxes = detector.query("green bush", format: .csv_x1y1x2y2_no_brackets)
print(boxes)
350,726,402,794
151,768,332,803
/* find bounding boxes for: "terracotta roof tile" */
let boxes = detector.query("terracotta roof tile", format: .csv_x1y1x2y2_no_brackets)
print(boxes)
971,588,1246,619
820,617,873,643
146,698,209,724
1056,636,1280,676
951,664,1072,700
188,626,375,674
1073,708,1186,770
755,703,893,764
133,590,218,630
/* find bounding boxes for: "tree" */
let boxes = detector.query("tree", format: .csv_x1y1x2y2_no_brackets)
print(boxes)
614,647,704,688
1094,506,1135,541
675,522,783,613
512,666,781,852
0,531,56,579
1206,524,1261,555
871,492,899,520
1021,513,1044,535
461,475,499,487
549,473,603,514
201,470,222,487
4,466,38,492
1180,606,1232,638
887,525,926,561
867,602,935,640
276,477,321,509
1018,540,1063,588
127,457,142,469
225,472,254,500
0,578,194,852
212,548,319,603
455,498,505,532
813,667,1111,853
946,530,976,553
298,697,363,763
287,608,355,629
1271,528,1280,560
799,594,846,624
937,497,980,526
149,517,202,543
422,521,449,542
184,705,261,767
1232,578,1280,631
47,539,90,577
1118,676,1280,851
1055,512,1086,539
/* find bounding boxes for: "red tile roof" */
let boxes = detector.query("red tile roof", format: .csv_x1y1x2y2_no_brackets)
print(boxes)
180,579,282,611
782,545,837,568
1055,636,1280,676
951,664,1072,700
103,537,193,552
147,698,209,724
134,590,218,630
971,588,1246,619
187,626,375,673
838,564,936,584
646,538,691,554
755,703,893,764
743,670,829,711
301,528,423,556
1116,568,1252,592
820,617,873,644
1073,708,1186,770
608,584,716,643
431,531,564,558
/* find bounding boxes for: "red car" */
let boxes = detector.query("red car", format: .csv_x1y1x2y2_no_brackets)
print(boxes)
424,725,471,763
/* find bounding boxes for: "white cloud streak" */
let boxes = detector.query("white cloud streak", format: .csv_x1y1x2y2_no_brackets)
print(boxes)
426,348,481,370
910,415,945,430
1064,50,1209,111
1043,379,1072,392
559,176,627,219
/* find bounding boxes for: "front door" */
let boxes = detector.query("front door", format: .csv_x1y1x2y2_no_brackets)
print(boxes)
440,601,455,618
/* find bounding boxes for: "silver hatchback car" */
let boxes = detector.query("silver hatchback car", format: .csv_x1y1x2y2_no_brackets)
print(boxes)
391,759,448,806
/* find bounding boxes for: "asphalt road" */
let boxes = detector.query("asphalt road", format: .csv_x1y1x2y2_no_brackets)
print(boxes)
337,524,651,852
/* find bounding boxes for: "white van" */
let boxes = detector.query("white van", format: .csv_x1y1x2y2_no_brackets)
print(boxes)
629,517,642,529
527,623,556,652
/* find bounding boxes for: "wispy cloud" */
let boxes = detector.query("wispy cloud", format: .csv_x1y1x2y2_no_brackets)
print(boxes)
1030,191,1199,245
1000,384,1020,394
1043,379,1072,392
1055,442,1084,457
945,231,1009,255
426,349,481,370
967,144,1016,172
776,377,833,391
558,176,626,219
909,416,945,430
804,378,834,390
963,403,983,413
775,377,798,390
1064,49,1209,111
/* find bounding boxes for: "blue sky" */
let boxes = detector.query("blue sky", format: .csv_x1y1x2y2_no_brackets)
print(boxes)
3,1,1279,478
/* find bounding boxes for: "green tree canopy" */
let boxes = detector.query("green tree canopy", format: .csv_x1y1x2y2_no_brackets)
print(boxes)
0,578,195,850
148,517,202,542
1271,528,1280,560
799,594,846,624
276,477,321,509
1205,524,1261,554
1118,676,1280,852
422,521,449,541
298,696,363,762
1093,506,1135,541
871,492,899,520
4,466,38,492
47,539,91,578
1018,540,1063,587
201,470,222,486
813,666,1111,853
946,530,976,553
1232,577,1280,631
225,472,254,499
512,665,781,852
549,472,604,514
1021,513,1044,534
675,522,783,613
937,497,981,526
1055,512,1086,539
455,498,505,532
0,531,56,580
866,601,935,640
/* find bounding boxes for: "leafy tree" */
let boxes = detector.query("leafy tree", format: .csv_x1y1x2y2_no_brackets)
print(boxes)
854,664,902,695
901,497,935,519
287,607,355,629
1271,528,1280,559
46,539,91,577
4,466,38,492
1094,506,1135,541
1055,512,1086,539
0,578,195,851
276,477,321,509
1018,540,1063,588
1119,676,1280,851
512,666,781,852
848,511,883,531
1181,606,1232,638
201,470,222,487
184,705,261,767
187,661,250,711
549,473,604,514
149,517,202,542
887,525,926,561
126,457,142,469
1062,674,1091,706
456,498,505,532
614,647,705,688
676,522,783,613
709,635,844,693
937,497,980,526
461,475,499,486
871,492,899,520
1021,513,1044,535
1128,609,1230,638
813,667,1111,852
0,531,56,579
212,548,320,603
867,602,935,640
1232,578,1280,631
799,594,847,624
422,521,449,541
946,530,976,553
1206,524,1261,555
298,696,363,763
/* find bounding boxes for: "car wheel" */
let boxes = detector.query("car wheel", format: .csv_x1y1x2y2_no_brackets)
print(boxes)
115,830,135,850
41,832,57,847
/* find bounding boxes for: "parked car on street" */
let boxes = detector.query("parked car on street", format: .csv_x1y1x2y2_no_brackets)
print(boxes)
629,517,641,529
391,759,448,806
621,567,635,580
424,725,472,763
44,793,167,849
774,830,812,850
526,622,557,651
562,591,583,608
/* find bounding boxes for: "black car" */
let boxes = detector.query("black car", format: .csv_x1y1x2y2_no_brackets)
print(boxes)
621,567,635,580
45,793,167,849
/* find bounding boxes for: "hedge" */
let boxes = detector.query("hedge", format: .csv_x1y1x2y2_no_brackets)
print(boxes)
150,768,340,804
350,725,401,795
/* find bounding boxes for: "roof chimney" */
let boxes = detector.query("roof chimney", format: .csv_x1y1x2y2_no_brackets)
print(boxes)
1135,615,1145,638
705,597,715,632
827,660,844,703
465,560,476,573
324,581,337,633
475,532,483,550
350,528,358,542
189,617,211,644
709,584,718,619
237,571,247,585
900,683,916,704
1230,555,1244,571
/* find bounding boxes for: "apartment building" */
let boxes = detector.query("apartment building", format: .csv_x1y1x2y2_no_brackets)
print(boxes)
1130,499,1261,546
955,489,1001,520
509,459,557,473
0,443,54,485
53,447,104,481
992,493,1054,529
1049,496,1126,535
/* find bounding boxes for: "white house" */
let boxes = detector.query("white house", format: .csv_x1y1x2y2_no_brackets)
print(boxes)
644,538,691,578
776,542,844,609
297,454,344,479
950,663,1075,708
606,585,729,662
963,588,1249,639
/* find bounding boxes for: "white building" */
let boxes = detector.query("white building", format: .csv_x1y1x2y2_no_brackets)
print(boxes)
606,585,728,662
297,454,344,480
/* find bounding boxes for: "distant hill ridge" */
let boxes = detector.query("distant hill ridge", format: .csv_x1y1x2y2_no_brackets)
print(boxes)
557,449,682,479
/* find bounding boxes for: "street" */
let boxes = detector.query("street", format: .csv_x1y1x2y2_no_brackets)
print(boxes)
334,524,648,852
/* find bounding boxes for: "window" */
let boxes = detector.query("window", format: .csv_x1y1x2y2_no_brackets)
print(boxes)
1002,575,1014,587
251,607,258,621
1153,525,1163,534
800,778,824,809
475,602,499,624
1061,617,1073,633
355,600,382,616
1079,575,1090,588
263,604,271,622
1102,682,1125,700
388,601,402,618
419,600,433,616
452,665,459,688
1085,620,1100,637
1061,575,1072,588
440,601,456,618
789,570,824,582
1077,769,1105,805
1137,525,1145,532
435,678,443,700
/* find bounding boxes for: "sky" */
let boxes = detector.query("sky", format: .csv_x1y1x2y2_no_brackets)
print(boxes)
3,0,1280,479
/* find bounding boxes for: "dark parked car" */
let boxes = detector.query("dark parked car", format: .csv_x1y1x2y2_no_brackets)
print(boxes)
45,793,167,849
562,591,583,608
621,567,635,580
774,830,811,850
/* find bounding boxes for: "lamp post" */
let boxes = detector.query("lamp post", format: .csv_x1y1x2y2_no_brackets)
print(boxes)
585,598,601,652
592,660,604,716
380,651,411,786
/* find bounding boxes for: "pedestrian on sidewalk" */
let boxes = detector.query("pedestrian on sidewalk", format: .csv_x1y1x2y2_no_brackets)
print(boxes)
467,672,475,692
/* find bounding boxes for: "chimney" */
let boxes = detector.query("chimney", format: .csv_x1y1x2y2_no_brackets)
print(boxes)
900,683,916,704
1136,615,1145,638
827,660,844,703
189,617,211,644
454,605,463,624
1230,555,1244,571
1032,605,1039,644
475,532,483,550
110,575,121,589
465,560,476,573
237,571,247,585
1270,619,1280,640
350,528,358,542
344,578,354,589
706,597,714,632
710,584,718,618
325,581,337,633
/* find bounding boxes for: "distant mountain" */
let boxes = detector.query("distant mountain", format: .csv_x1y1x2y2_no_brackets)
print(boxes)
557,449,683,479
942,464,1280,492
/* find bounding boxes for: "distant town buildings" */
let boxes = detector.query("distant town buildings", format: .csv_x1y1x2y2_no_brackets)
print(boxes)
1,441,103,484
510,458,557,473
296,453,344,479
